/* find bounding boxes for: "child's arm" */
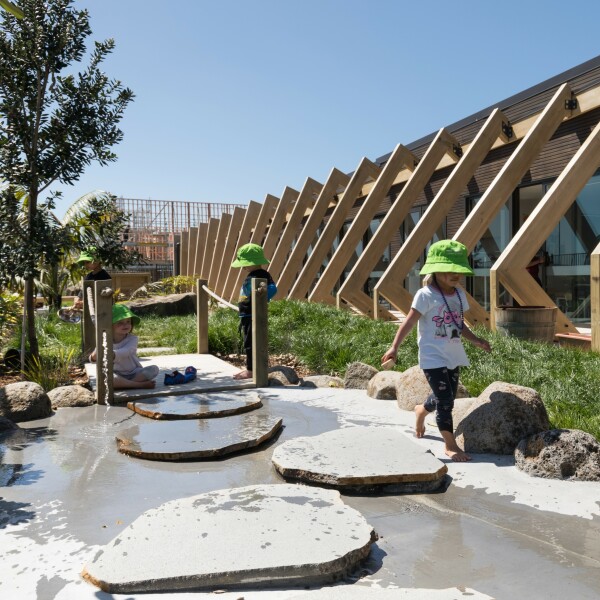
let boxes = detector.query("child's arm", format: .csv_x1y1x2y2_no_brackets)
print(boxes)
382,308,421,364
462,326,491,352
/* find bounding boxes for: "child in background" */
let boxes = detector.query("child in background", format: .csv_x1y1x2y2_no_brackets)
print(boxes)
230,243,277,380
381,240,491,462
72,248,111,310
90,304,159,389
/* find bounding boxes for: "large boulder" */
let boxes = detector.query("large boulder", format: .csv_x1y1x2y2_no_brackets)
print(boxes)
395,365,470,411
301,375,344,389
48,385,95,408
0,382,52,422
515,429,600,481
455,382,550,455
126,293,196,317
367,371,403,400
344,362,379,390
268,366,300,386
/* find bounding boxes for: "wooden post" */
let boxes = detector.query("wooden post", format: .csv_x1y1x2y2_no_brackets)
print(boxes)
592,244,600,352
94,281,114,405
81,279,94,357
251,278,269,387
197,278,209,354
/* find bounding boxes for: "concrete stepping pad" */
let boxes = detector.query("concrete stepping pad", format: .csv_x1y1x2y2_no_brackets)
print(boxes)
288,587,493,599
82,483,376,593
116,413,282,461
272,427,447,492
128,391,263,420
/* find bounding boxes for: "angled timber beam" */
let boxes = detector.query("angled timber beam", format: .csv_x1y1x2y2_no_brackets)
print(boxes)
291,157,381,300
454,83,574,251
277,168,350,298
187,227,198,276
208,212,232,289
268,178,323,281
491,118,600,335
309,144,417,305
180,229,189,277
214,207,246,297
200,218,220,279
193,222,208,280
338,129,461,318
262,187,299,262
592,242,600,352
222,200,263,301
374,109,510,326
229,194,279,299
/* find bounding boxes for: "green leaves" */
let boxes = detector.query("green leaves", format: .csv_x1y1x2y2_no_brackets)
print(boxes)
0,1,24,19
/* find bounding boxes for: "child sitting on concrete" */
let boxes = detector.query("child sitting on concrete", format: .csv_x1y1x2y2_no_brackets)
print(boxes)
89,304,159,389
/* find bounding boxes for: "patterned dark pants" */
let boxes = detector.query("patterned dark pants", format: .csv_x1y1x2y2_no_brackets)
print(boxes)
239,315,253,370
422,367,460,434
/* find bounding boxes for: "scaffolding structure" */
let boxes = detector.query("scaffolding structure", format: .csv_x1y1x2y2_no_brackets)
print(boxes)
116,198,245,279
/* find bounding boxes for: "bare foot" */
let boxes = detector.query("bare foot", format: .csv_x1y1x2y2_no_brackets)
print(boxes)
138,379,156,389
444,447,472,462
233,369,253,380
414,404,428,438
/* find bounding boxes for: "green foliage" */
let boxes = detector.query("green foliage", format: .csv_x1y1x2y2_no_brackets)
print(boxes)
0,290,22,347
0,0,134,355
22,347,76,391
145,276,197,295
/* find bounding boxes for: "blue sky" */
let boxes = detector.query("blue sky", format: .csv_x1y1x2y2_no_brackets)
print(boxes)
51,0,600,218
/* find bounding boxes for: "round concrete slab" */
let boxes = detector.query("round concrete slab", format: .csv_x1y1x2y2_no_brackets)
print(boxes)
116,413,282,461
272,427,447,491
82,483,376,593
127,391,263,420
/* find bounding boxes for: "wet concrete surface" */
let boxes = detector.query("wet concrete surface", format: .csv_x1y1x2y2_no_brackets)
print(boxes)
1,386,599,599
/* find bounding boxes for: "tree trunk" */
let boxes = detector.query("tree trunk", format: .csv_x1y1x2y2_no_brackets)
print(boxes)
24,276,39,360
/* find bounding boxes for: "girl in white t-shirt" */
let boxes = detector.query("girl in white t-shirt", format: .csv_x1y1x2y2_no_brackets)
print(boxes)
382,240,491,462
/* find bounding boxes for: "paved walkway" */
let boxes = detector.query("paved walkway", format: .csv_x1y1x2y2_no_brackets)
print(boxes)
84,353,254,401
1,385,599,598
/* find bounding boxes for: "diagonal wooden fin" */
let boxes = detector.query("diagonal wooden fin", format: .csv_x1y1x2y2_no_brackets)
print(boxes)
208,213,232,288
194,222,208,284
375,109,509,321
291,158,381,300
229,194,279,299
309,144,417,305
214,207,245,297
491,117,600,334
339,129,461,316
200,218,220,279
268,178,323,281
222,201,263,301
262,187,298,262
277,168,350,298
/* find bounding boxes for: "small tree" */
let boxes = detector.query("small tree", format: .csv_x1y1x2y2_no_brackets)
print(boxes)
0,1,134,358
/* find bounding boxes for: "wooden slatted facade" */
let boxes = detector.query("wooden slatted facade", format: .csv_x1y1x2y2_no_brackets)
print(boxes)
182,55,600,343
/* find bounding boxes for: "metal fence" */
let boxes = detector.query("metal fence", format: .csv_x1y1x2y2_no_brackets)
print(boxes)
116,197,245,279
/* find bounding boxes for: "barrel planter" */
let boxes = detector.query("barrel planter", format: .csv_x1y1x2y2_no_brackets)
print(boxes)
494,306,557,342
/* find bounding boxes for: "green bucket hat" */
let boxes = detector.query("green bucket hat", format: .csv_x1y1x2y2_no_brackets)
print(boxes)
231,243,270,268
420,240,474,276
76,247,98,264
112,304,140,326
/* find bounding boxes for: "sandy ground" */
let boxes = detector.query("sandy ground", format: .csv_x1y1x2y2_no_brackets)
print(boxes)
1,384,599,600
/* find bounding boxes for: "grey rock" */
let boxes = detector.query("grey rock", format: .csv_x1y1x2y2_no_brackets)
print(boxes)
301,375,344,389
515,429,600,481
0,416,18,432
455,381,550,455
126,293,196,317
268,365,300,386
48,385,95,408
344,362,379,389
395,365,470,411
0,382,52,422
367,371,403,399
